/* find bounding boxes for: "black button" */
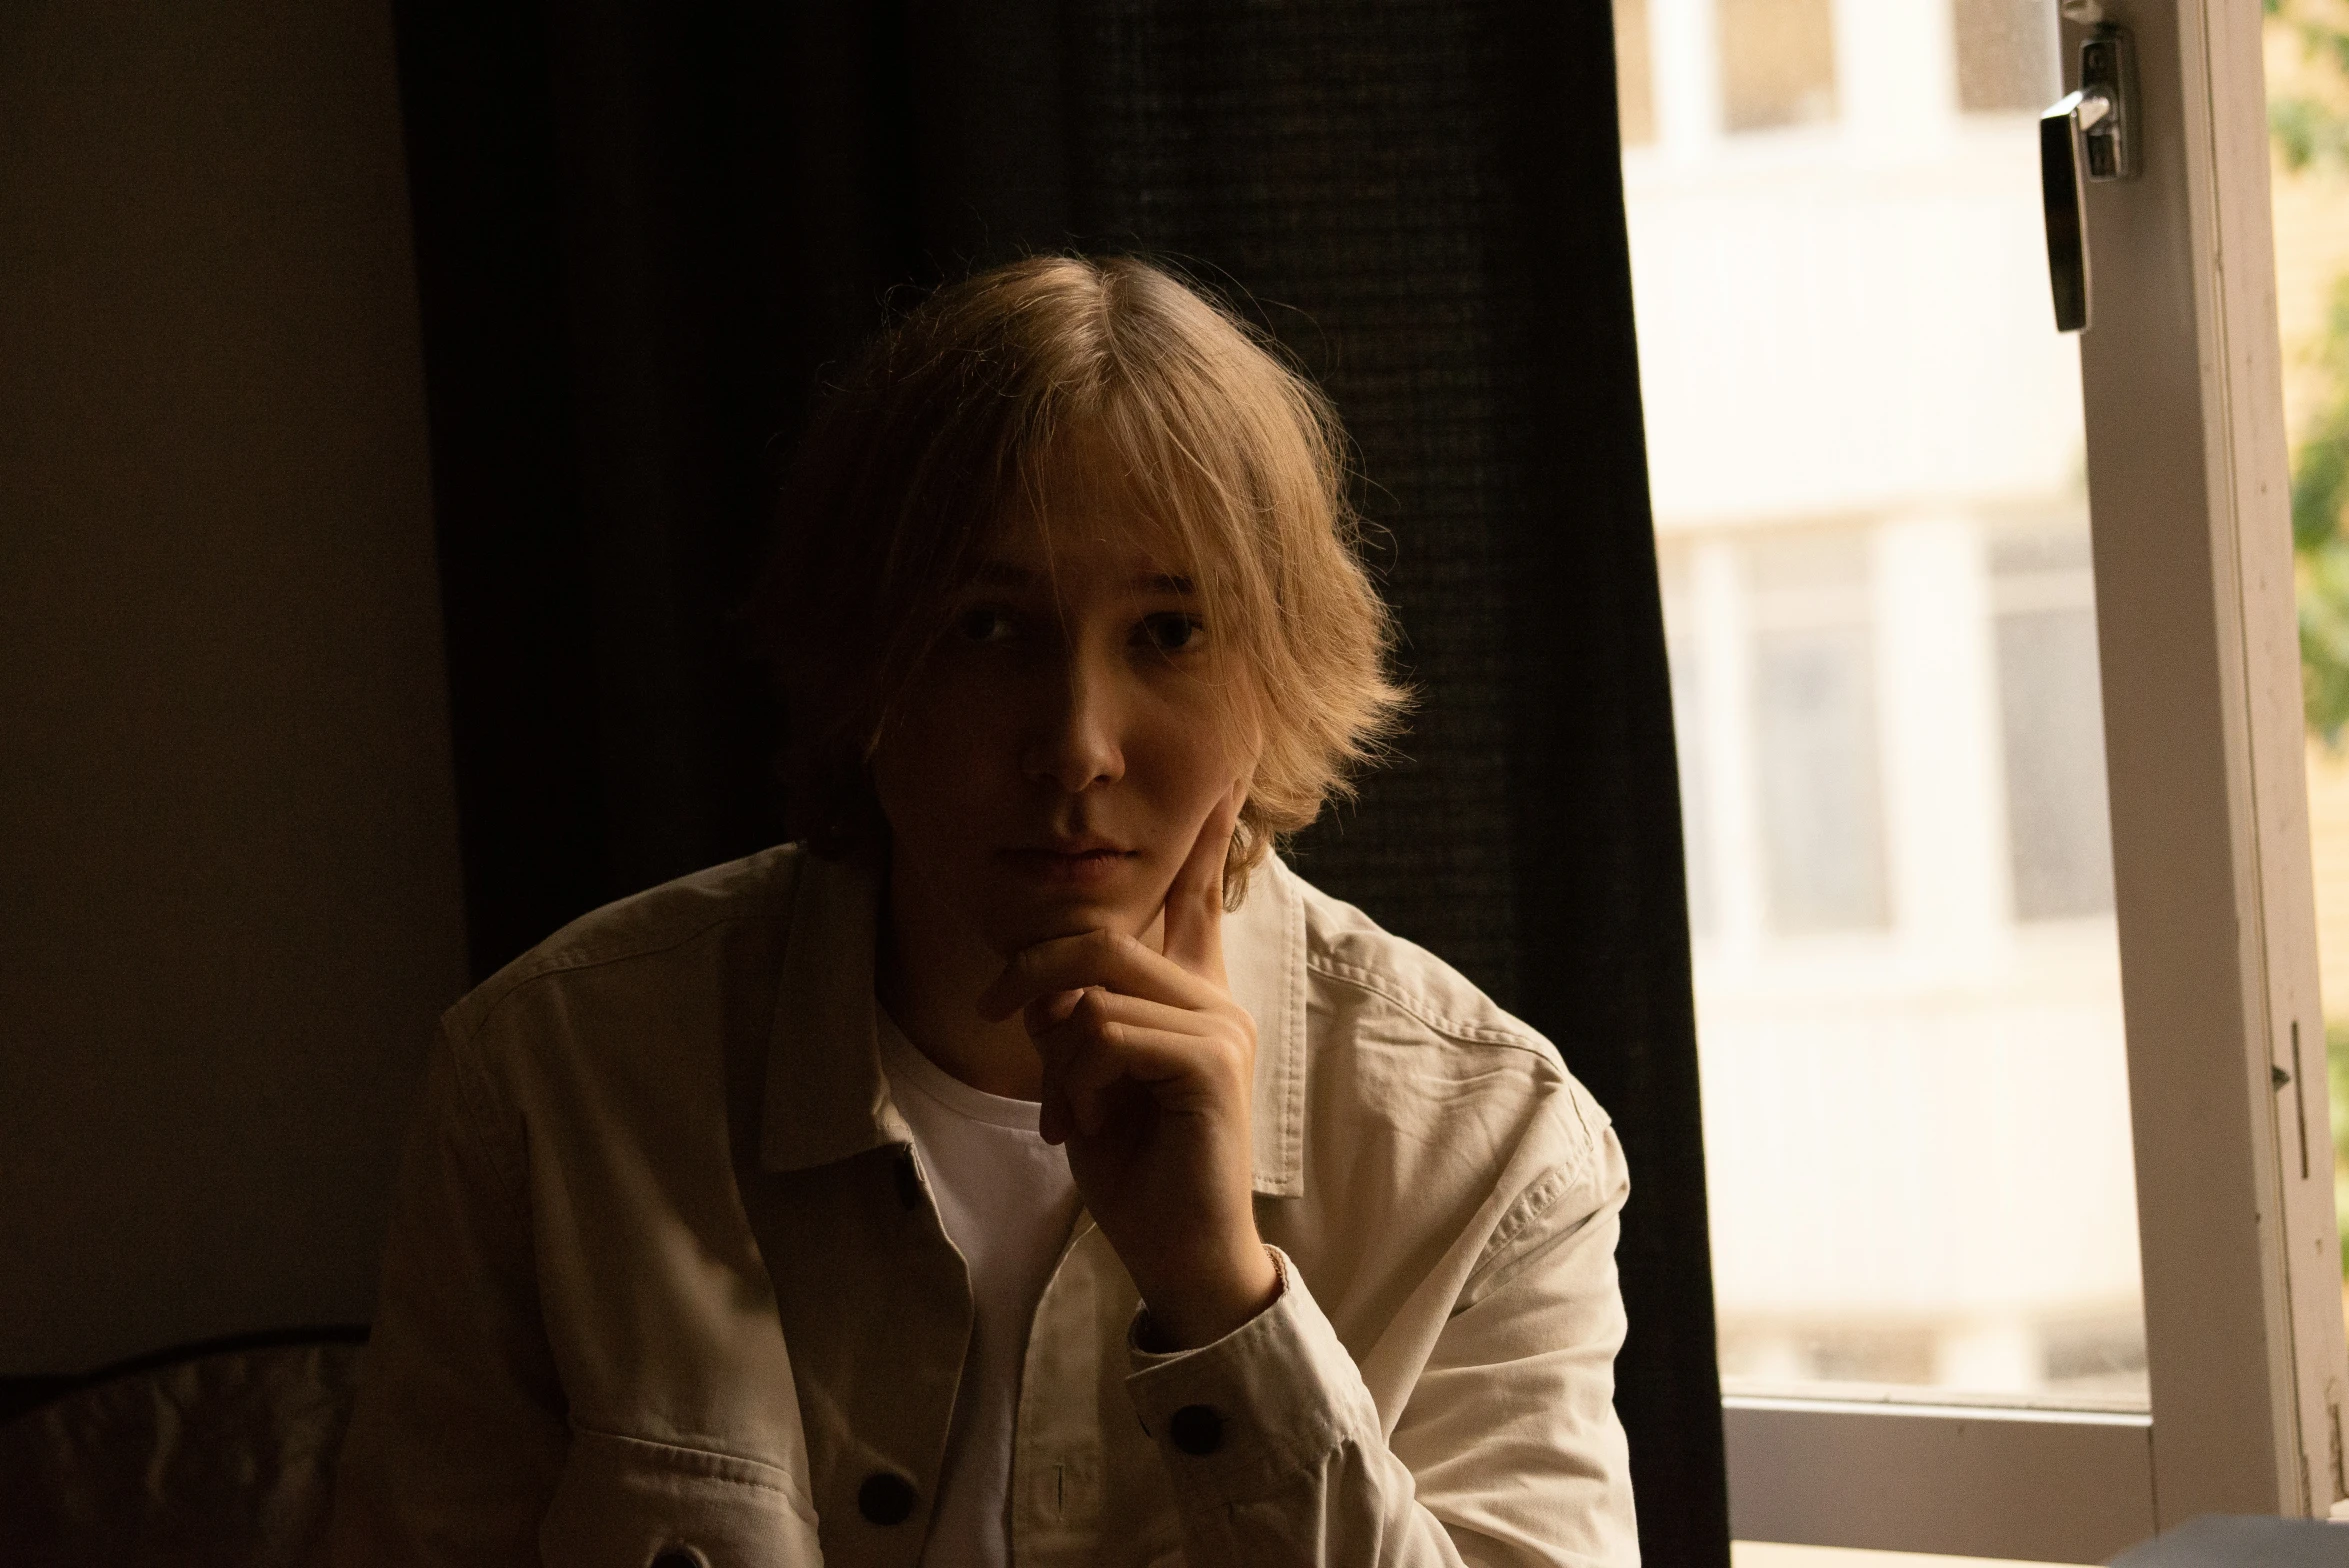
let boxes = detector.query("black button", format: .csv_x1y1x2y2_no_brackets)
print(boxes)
858,1470,917,1525
893,1148,922,1211
1168,1404,1224,1456
650,1551,703,1568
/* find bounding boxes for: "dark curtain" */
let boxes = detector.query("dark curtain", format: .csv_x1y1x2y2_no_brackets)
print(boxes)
391,0,1726,1557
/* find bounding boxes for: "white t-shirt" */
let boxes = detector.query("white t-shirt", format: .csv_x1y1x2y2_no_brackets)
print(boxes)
877,1011,1081,1568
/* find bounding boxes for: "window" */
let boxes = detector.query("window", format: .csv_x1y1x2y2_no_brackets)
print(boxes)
1748,535,1889,934
1954,0,2059,115
1662,548,1719,935
1991,525,2115,921
1718,0,1837,133
1668,517,2142,1411
1619,0,2348,1557
1616,0,1658,147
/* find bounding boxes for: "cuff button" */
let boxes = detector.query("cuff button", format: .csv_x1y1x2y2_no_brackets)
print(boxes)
1168,1404,1224,1456
858,1470,918,1525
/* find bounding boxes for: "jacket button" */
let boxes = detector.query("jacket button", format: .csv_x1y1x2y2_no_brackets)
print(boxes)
858,1470,917,1525
1168,1404,1224,1456
893,1148,922,1211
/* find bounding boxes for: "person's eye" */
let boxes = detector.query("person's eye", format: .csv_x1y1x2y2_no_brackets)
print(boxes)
956,606,1017,644
1136,612,1206,655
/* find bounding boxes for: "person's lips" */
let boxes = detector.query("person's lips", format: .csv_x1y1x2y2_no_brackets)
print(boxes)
997,839,1139,888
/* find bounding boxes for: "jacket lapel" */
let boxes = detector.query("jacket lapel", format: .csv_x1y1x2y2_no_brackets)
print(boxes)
733,843,1306,1566
737,849,970,1568
1225,855,1308,1199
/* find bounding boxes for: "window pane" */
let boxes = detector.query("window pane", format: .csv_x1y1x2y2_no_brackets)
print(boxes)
1992,525,2116,920
1626,0,2146,1407
1616,0,1658,147
1750,537,1889,934
1663,548,1720,934
1952,0,2057,115
1719,0,1837,133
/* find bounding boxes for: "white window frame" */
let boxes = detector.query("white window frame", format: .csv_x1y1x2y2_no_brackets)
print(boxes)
1712,1,2349,1558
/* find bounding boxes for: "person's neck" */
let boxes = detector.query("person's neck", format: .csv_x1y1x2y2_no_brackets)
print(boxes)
877,867,1046,1101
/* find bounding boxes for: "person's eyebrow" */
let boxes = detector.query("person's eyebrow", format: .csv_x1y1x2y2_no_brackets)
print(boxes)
1136,571,1196,595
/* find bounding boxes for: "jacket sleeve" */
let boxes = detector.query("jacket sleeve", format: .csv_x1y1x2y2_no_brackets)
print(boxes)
1124,1126,1638,1568
329,1020,571,1566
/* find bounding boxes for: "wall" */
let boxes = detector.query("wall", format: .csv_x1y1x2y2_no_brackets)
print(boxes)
0,0,466,1371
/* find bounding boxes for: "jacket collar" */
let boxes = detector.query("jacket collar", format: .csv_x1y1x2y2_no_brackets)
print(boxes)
760,848,1307,1198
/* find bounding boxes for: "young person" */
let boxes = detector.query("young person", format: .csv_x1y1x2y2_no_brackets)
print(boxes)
331,255,1638,1567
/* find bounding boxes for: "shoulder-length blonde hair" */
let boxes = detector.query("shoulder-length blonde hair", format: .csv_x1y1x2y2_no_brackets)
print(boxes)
746,254,1407,903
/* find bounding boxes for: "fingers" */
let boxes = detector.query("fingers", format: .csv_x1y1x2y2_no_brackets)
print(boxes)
1162,780,1247,981
1021,986,1085,1036
1031,987,1249,1141
979,927,1220,1022
980,778,1249,1023
1030,987,1206,1043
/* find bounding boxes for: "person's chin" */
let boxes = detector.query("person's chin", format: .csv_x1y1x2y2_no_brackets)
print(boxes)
982,891,1152,956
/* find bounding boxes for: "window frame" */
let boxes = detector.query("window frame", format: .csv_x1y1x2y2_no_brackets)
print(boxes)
1697,0,2349,1557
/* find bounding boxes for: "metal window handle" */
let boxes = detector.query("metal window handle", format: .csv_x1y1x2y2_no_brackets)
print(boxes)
2040,22,2138,333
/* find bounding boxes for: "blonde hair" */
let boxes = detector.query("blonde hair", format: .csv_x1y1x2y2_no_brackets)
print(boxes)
747,254,1408,903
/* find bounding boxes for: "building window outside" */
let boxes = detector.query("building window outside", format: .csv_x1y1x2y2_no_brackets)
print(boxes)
1615,0,1658,147
1748,533,1891,935
1618,1,2349,1555
1662,547,1718,934
1953,0,2059,115
1991,524,2117,921
1626,0,2144,1405
1718,0,1838,133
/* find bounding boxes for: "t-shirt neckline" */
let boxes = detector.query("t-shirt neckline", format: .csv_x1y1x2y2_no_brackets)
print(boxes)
876,1007,1045,1132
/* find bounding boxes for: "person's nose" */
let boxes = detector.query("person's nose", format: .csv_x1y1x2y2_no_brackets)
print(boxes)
1020,648,1125,794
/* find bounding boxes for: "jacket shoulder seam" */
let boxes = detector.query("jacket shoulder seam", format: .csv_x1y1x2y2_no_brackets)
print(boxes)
1462,1132,1613,1304
1303,954,1557,1059
1486,1163,1581,1255
437,1014,530,1210
447,903,771,1055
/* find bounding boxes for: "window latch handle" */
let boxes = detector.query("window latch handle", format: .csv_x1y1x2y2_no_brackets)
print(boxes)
2039,22,2139,333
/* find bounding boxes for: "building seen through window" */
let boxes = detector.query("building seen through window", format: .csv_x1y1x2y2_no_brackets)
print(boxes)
1620,1,2349,1558
1748,533,1889,935
1614,0,1657,146
1992,524,2116,922
1607,0,2060,150
1661,555,1716,935
1621,0,2146,1406
1954,0,2060,114
1717,0,1838,132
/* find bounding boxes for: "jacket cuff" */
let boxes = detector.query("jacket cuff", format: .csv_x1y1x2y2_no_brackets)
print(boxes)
1124,1246,1381,1506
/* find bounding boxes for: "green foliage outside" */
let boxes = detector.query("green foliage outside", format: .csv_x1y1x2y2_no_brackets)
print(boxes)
2270,0,2349,743
2268,0,2349,1272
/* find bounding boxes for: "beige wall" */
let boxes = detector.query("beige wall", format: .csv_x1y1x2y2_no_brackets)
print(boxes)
0,0,467,1370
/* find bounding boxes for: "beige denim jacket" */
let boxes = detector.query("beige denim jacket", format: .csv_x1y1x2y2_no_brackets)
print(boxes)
329,844,1638,1568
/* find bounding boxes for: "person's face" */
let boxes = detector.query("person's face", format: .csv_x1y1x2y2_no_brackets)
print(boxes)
872,477,1260,959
